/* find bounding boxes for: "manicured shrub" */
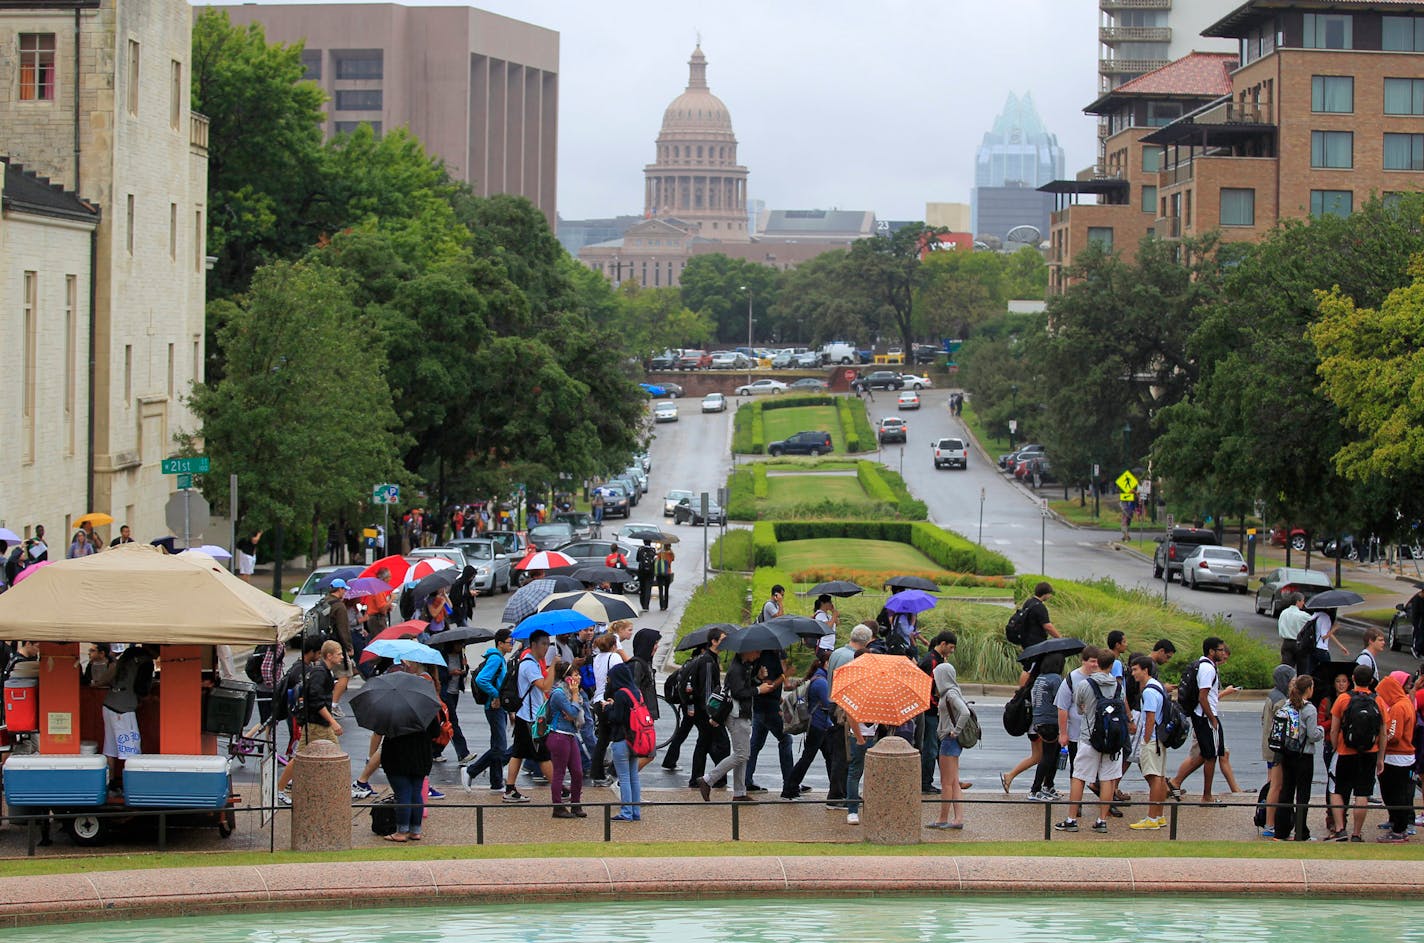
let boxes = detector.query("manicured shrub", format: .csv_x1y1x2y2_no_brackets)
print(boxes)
761,393,835,411
726,467,756,521
910,522,1014,576
856,461,898,503
751,521,778,567
751,408,766,454
732,407,755,454
709,529,754,571
752,462,769,499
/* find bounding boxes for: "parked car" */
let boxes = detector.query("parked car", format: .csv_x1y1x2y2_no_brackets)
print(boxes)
1014,455,1054,484
709,351,741,370
596,483,632,519
553,511,595,540
736,379,788,396
483,529,526,558
1152,527,1219,582
897,391,921,410
664,489,695,516
791,351,821,368
1268,526,1309,552
1181,545,1249,593
649,350,679,371
932,437,967,469
673,496,727,526
635,451,651,472
677,350,710,370
912,343,942,365
290,564,353,612
787,378,828,392
877,417,908,444
1316,534,1364,561
898,373,934,390
767,430,833,457
442,537,513,593
821,342,858,364
701,392,727,412
609,476,641,506
999,444,1045,472
771,350,795,369
556,539,640,594
653,401,679,423
646,381,683,398
863,371,904,390
623,465,649,494
1254,566,1333,617
527,522,575,551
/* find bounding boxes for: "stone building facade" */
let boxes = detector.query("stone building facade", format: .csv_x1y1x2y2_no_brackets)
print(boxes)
1,0,208,545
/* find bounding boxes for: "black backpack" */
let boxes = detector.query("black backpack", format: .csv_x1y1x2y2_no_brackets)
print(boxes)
244,647,267,685
1088,679,1130,756
496,654,525,713
1177,657,1209,716
636,545,656,571
470,651,500,706
303,597,333,641
1002,681,1033,737
1341,690,1383,751
1296,614,1320,651
1004,603,1030,647
1149,680,1190,750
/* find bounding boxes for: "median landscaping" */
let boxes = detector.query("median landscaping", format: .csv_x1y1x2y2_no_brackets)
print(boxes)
732,394,873,454
725,461,927,522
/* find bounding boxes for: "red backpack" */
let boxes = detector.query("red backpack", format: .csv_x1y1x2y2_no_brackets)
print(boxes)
621,687,657,757
431,700,454,749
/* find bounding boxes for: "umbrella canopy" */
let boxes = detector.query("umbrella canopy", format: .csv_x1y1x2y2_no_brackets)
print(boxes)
720,620,800,653
317,567,362,592
537,590,637,624
830,653,933,726
191,544,234,560
884,589,938,614
1017,636,1087,667
407,558,457,582
362,637,445,665
762,614,825,640
0,527,22,544
359,620,429,664
621,525,678,544
514,550,576,571
571,565,631,585
502,578,565,625
409,571,458,608
511,609,595,639
343,576,393,599
421,624,497,647
808,580,863,598
74,512,114,529
676,623,741,652
0,543,302,645
1304,589,1365,611
360,554,410,583
348,671,442,737
885,575,939,592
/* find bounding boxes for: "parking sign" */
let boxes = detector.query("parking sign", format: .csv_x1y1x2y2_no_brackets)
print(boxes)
372,483,400,505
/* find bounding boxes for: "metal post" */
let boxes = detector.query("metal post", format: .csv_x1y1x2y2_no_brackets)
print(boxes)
732,801,741,841
978,487,985,546
158,811,168,851
476,804,485,845
701,492,710,586
1043,801,1052,841
1041,509,1047,575
603,803,612,842
1168,802,1179,840
183,487,191,550
229,473,238,572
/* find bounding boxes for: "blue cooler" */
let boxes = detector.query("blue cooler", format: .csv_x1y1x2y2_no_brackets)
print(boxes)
3,754,108,806
122,755,230,809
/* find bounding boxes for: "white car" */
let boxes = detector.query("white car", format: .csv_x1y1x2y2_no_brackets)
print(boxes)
653,401,679,422
664,489,695,516
735,379,788,396
709,351,744,369
701,392,727,412
899,373,934,390
897,391,921,410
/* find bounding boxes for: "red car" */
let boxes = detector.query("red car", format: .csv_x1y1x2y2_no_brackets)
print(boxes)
1268,526,1308,552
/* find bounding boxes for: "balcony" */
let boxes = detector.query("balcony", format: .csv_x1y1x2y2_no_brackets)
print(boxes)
190,112,209,156
1099,58,1172,76
1099,26,1171,43
1157,216,1182,238
1189,98,1273,126
1163,161,1194,186
1101,0,1171,8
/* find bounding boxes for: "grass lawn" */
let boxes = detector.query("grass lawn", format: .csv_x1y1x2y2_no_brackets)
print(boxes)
765,475,869,506
762,406,845,452
960,399,1012,457
762,459,858,472
1050,498,1122,528
776,537,943,573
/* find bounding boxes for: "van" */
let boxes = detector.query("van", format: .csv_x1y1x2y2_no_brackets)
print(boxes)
821,342,858,365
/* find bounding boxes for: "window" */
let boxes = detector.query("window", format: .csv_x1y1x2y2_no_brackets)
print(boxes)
1220,188,1256,226
22,272,37,463
333,121,381,136
167,343,175,397
1087,227,1114,250
1384,133,1424,170
127,39,140,116
193,336,202,385
170,59,182,129
1384,78,1424,115
126,194,135,254
1382,16,1424,51
169,202,177,259
18,33,56,101
1310,189,1353,218
124,345,133,403
1311,131,1353,169
1141,185,1157,214
334,50,382,79
1383,191,1406,209
1146,102,1182,127
1311,76,1353,113
1142,146,1162,173
300,49,322,81
335,89,382,111
1302,13,1352,49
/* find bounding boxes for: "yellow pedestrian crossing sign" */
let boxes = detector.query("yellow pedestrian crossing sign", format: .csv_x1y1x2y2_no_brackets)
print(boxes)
1116,469,1139,502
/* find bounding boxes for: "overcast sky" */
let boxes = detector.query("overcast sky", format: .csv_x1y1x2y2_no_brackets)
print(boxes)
224,1,1105,220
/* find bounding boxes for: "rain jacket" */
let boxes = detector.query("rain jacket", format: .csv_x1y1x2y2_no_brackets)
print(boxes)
1261,664,1296,761
934,663,970,741
1377,673,1417,760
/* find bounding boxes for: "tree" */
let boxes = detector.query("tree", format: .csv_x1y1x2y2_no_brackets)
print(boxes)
843,224,945,356
915,249,1009,340
1003,246,1049,300
678,255,779,343
611,283,713,357
768,250,877,344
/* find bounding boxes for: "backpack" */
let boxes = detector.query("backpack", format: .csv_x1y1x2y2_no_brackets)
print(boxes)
1002,682,1033,738
1004,603,1031,647
432,699,455,749
471,651,499,706
369,796,397,836
1268,703,1306,754
1177,657,1209,716
1088,679,1130,756
1252,780,1295,835
635,545,656,572
497,654,529,713
244,646,267,686
1296,613,1320,651
1149,680,1190,750
273,662,304,723
1340,690,1383,751
529,699,551,743
953,700,982,749
303,597,333,641
780,682,811,736
621,687,658,756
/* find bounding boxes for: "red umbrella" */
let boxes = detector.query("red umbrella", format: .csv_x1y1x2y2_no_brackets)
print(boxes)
408,558,456,581
359,619,429,664
360,554,410,583
514,550,575,571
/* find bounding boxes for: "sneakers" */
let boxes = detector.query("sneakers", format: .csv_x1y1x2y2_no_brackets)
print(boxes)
1378,832,1410,843
1260,827,1275,839
502,788,530,803
458,754,477,764
1091,819,1108,834
276,790,292,806
745,784,768,793
351,780,374,799
1129,817,1164,830
1053,818,1078,832
846,812,860,825
426,787,446,800
330,705,345,718
458,766,473,791
432,755,448,763
1027,791,1048,802
1039,787,1063,800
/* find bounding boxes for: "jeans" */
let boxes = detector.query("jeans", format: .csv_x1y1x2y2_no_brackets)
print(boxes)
690,710,729,784
388,773,424,834
610,740,642,818
591,707,612,780
746,704,794,789
661,706,696,769
1031,724,1061,794
787,725,833,797
705,716,752,796
1277,749,1314,841
825,722,847,802
916,711,939,789
845,733,876,815
547,732,583,806
439,688,469,760
463,707,507,789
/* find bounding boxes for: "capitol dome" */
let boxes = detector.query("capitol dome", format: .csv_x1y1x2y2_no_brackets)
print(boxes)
660,48,735,134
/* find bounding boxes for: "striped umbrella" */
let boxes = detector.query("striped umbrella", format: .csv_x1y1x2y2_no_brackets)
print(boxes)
829,653,932,726
537,590,637,624
502,576,584,625
514,550,576,571
407,558,457,581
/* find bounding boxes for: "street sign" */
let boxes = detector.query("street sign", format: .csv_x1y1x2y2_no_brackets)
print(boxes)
1008,420,1018,433
165,490,210,545
1115,469,1139,494
372,483,400,506
1092,464,1100,478
161,456,209,475
176,473,193,490
1040,498,1050,518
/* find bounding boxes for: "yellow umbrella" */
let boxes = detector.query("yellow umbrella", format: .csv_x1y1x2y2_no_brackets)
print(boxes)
74,512,114,528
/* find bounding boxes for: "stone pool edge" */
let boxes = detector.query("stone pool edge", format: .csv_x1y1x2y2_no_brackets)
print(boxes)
2,855,1420,927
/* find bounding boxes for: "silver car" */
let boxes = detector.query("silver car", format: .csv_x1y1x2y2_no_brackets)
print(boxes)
1181,545,1249,593
289,564,351,613
444,538,513,593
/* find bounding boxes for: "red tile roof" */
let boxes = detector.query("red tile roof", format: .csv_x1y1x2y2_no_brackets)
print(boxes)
1112,52,1238,98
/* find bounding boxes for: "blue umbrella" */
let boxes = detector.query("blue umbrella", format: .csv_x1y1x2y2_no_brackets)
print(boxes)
362,637,445,665
317,567,361,591
510,609,595,639
884,589,938,614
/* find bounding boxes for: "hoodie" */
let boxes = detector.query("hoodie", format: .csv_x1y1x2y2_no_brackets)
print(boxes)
1072,670,1120,745
934,663,970,741
603,661,641,739
1261,664,1297,761
631,628,662,719
1376,673,1417,760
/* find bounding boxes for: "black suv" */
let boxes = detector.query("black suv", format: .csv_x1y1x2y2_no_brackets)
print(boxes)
863,371,905,390
1153,527,1219,582
767,430,833,457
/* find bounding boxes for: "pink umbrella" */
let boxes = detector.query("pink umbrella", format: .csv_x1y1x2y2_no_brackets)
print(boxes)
514,550,576,571
12,561,54,585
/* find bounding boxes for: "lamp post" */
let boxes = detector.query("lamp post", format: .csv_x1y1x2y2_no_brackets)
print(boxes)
739,285,754,384
1122,421,1132,467
1008,383,1019,451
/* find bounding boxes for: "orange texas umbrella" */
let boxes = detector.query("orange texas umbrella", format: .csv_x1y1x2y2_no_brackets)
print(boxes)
829,653,932,727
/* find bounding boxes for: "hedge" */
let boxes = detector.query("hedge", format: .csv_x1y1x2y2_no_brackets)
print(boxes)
752,462,769,499
761,393,835,411
709,529,754,571
752,521,779,567
866,463,929,519
726,467,755,520
760,520,1014,576
732,408,755,454
846,397,875,452
674,573,750,664
751,408,766,454
837,398,861,452
910,522,1014,576
788,566,1014,590
856,461,898,503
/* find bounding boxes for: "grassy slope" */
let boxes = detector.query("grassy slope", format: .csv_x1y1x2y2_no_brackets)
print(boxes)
762,406,845,452
775,537,944,573
764,476,871,506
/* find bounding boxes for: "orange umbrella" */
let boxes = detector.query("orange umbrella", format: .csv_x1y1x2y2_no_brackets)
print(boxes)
74,512,114,529
829,653,932,726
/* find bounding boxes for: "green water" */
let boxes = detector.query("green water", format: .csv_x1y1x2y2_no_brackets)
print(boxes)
9,896,1424,942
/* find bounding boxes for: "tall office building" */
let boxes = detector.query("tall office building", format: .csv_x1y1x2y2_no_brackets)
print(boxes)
971,92,1064,244
218,2,559,226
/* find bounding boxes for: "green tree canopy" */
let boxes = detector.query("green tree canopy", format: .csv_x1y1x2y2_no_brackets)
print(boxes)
678,255,779,343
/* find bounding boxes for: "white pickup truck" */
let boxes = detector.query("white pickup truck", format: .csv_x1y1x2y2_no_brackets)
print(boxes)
932,437,968,470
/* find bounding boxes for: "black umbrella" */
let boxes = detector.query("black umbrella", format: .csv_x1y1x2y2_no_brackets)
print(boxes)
676,623,742,652
808,580,863,597
410,570,458,609
317,567,362,591
720,620,800,653
763,614,826,640
347,671,442,737
1017,636,1087,667
537,590,638,624
421,624,498,647
1304,589,1365,611
884,575,938,592
572,564,631,585
622,525,678,544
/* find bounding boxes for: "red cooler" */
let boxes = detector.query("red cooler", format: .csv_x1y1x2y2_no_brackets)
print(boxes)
3,677,38,732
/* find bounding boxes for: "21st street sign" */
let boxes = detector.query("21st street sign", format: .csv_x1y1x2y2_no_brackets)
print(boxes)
161,457,210,475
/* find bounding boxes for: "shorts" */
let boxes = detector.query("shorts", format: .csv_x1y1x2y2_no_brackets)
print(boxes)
237,550,256,576
1071,742,1121,785
102,706,142,759
938,735,963,758
1332,751,1377,803
511,717,551,762
1190,713,1225,760
299,722,338,747
1138,740,1167,779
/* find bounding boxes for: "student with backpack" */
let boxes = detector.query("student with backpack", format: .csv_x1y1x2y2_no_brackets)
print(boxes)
545,662,587,819
684,628,731,789
1127,655,1176,831
602,661,652,821
1374,670,1416,843
928,662,970,830
1328,663,1389,842
1271,674,1323,841
1054,651,1129,834
1167,637,1233,804
501,630,558,804
460,629,514,793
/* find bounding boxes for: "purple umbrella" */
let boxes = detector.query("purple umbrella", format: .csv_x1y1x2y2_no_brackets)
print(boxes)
343,576,393,599
883,589,938,614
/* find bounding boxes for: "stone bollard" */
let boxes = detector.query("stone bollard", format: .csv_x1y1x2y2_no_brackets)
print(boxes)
289,739,352,852
861,735,921,845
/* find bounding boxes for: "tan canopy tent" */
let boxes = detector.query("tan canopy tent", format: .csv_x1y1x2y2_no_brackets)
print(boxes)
0,543,302,645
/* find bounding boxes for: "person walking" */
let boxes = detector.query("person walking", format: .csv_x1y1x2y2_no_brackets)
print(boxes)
744,648,795,795
1128,655,1170,830
276,639,344,803
1258,663,1296,837
927,662,968,830
1328,664,1389,842
630,628,662,770
784,645,833,799
1027,652,1067,801
824,625,872,808
460,629,514,792
697,647,765,803
1018,581,1060,646
1276,593,1311,670
684,628,730,788
502,630,557,803
1055,651,1126,834
1355,628,1387,688
603,661,646,821
634,540,656,612
588,632,627,786
918,632,956,794
760,584,785,623
654,543,675,611
1167,637,1230,803
434,637,471,764
379,663,441,842
813,593,839,649
546,662,587,819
